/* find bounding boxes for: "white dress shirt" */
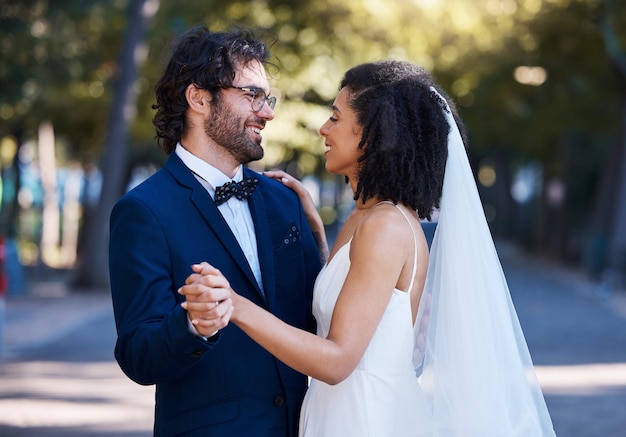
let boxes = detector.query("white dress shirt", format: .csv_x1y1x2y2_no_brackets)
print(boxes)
175,143,264,293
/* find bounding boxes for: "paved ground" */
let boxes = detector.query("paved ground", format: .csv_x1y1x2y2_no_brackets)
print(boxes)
500,244,626,437
0,283,154,437
0,241,625,436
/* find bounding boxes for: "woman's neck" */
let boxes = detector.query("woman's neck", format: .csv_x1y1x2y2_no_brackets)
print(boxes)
348,176,391,210
354,196,388,210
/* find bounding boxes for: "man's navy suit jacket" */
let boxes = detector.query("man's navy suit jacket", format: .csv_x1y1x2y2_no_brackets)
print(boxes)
109,153,321,436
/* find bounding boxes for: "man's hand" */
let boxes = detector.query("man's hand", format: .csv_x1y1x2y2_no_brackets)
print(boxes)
179,262,234,337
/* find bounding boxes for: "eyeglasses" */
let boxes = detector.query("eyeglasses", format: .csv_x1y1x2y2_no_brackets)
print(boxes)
223,86,276,112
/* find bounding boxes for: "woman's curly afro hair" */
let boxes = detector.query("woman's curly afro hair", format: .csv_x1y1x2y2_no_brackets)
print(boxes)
339,60,465,220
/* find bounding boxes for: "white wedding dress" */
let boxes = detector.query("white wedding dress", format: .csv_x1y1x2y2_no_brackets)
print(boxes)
298,205,434,437
298,87,555,436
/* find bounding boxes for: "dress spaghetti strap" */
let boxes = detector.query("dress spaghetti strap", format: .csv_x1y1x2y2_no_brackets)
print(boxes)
373,201,418,294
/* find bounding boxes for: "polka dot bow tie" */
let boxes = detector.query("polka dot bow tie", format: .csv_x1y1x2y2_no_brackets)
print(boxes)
214,177,259,205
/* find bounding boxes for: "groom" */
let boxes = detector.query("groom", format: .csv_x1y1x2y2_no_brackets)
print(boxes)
109,25,321,436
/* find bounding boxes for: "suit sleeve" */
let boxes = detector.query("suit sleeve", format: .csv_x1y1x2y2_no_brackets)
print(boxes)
109,195,213,385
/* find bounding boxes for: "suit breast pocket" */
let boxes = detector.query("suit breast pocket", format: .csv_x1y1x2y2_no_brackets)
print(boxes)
278,222,301,248
272,221,308,288
273,232,306,294
274,236,304,263
273,222,305,265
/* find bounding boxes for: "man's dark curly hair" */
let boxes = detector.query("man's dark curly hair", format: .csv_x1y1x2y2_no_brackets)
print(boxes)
152,25,272,154
339,60,465,220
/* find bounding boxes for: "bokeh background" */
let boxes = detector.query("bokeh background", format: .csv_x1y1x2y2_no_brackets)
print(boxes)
0,1,626,435
1,0,625,291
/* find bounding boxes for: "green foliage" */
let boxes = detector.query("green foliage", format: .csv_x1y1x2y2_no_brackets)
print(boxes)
2,0,625,262
3,0,619,165
0,0,129,163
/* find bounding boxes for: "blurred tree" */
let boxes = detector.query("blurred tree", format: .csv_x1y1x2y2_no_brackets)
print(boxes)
73,0,160,288
458,0,625,268
0,0,129,283
2,0,625,285
0,0,130,160
594,0,626,282
526,0,623,265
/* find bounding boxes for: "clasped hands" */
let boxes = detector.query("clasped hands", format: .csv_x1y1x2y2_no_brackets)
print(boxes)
179,262,234,337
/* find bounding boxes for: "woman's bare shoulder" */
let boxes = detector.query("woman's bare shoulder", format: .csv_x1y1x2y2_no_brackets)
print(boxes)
352,203,411,251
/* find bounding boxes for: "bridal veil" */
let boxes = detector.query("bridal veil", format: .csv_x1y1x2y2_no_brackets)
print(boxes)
414,87,557,436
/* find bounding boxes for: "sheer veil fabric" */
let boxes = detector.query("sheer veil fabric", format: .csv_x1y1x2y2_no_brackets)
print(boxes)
413,87,556,436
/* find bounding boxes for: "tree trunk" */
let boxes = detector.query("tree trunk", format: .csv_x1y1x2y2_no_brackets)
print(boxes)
72,0,160,289
492,151,514,236
585,0,626,280
38,121,61,267
608,94,626,280
1,127,26,294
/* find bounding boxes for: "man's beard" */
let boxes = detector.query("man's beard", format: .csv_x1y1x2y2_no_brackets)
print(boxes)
204,98,264,164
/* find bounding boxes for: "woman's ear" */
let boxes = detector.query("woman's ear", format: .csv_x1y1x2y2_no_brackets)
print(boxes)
185,84,211,114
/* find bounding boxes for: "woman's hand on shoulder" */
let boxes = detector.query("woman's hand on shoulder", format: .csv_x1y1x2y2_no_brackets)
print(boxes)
264,170,329,263
264,170,309,200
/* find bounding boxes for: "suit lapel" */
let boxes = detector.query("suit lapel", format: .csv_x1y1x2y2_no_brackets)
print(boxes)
165,155,261,296
245,168,276,308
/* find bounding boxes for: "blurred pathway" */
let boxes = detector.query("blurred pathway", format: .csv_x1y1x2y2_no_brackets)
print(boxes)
0,285,153,437
500,242,626,437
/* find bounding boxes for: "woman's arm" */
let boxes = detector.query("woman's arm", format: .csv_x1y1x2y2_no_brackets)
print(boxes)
180,207,411,384
264,170,329,264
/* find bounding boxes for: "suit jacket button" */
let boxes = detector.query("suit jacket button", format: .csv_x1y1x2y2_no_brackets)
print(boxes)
190,349,204,359
273,396,285,406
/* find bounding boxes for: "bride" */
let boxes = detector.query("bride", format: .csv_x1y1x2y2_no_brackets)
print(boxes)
180,60,556,436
